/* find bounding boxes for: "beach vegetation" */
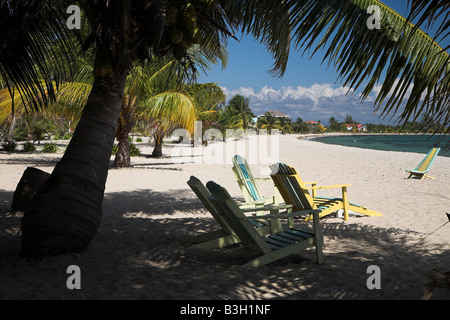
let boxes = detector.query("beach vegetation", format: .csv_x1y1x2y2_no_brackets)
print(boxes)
217,104,244,130
112,141,140,157
0,0,447,256
41,143,59,154
277,117,292,134
292,118,309,134
22,142,37,153
328,117,341,132
1,139,17,152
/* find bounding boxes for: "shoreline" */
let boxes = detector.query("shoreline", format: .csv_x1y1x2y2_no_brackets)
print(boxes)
0,135,449,300
303,133,450,157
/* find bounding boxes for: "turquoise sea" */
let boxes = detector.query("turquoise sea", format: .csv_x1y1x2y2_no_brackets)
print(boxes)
313,134,450,157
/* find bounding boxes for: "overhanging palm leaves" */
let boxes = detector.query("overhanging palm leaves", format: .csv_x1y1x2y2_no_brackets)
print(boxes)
224,0,449,129
0,1,78,113
408,0,449,47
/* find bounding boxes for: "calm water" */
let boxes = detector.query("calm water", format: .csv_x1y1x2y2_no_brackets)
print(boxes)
313,134,450,157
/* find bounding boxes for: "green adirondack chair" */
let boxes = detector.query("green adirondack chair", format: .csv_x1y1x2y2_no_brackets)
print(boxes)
231,154,280,206
270,162,382,221
183,176,293,249
405,147,440,179
206,180,324,267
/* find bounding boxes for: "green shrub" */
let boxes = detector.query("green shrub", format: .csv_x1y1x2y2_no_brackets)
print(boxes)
32,127,46,142
129,143,141,156
111,143,141,156
23,142,37,152
54,131,72,140
13,125,29,141
112,144,118,155
136,137,143,143
1,140,17,151
42,143,58,153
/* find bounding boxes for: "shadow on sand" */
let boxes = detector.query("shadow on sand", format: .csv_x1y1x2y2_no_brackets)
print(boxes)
0,188,449,300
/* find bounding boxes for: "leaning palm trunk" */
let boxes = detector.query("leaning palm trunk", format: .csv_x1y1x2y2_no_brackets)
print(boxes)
21,62,130,256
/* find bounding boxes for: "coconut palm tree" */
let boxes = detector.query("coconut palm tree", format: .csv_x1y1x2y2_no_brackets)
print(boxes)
277,117,292,134
292,117,309,134
226,94,255,130
0,0,448,256
217,104,244,130
258,111,281,135
136,82,225,157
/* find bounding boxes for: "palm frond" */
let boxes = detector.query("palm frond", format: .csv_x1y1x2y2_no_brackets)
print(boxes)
137,91,197,132
225,0,449,128
0,0,78,113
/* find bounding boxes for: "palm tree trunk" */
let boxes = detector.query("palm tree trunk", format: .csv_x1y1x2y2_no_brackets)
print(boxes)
21,58,131,256
113,128,130,168
113,111,133,168
151,130,164,158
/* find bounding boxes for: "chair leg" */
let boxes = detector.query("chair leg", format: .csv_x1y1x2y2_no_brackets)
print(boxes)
312,211,324,264
181,229,229,244
341,186,349,220
190,234,241,249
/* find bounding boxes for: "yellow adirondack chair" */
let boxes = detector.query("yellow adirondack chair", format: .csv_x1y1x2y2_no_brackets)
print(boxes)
231,154,280,206
405,147,440,179
270,162,382,221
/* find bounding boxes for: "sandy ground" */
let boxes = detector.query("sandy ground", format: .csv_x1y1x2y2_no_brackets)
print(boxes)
0,134,449,300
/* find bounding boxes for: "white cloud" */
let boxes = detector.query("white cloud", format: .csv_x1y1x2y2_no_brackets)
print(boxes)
220,83,390,123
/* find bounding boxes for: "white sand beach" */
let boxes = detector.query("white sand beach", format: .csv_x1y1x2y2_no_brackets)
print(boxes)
0,134,449,300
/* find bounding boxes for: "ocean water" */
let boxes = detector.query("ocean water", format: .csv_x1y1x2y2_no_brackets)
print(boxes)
312,134,450,157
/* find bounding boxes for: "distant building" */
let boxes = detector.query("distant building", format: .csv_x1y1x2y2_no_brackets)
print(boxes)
346,123,367,132
305,121,319,125
257,110,291,119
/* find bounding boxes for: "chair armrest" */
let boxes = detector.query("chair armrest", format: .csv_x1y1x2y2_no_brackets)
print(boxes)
305,184,351,190
243,209,321,220
239,177,271,182
238,199,267,207
241,203,293,213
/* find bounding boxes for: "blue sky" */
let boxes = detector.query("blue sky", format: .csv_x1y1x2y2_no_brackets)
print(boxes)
198,1,448,125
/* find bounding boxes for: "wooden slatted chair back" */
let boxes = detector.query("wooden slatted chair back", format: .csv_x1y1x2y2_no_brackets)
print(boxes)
270,163,316,212
206,181,271,255
232,155,265,202
187,176,232,232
